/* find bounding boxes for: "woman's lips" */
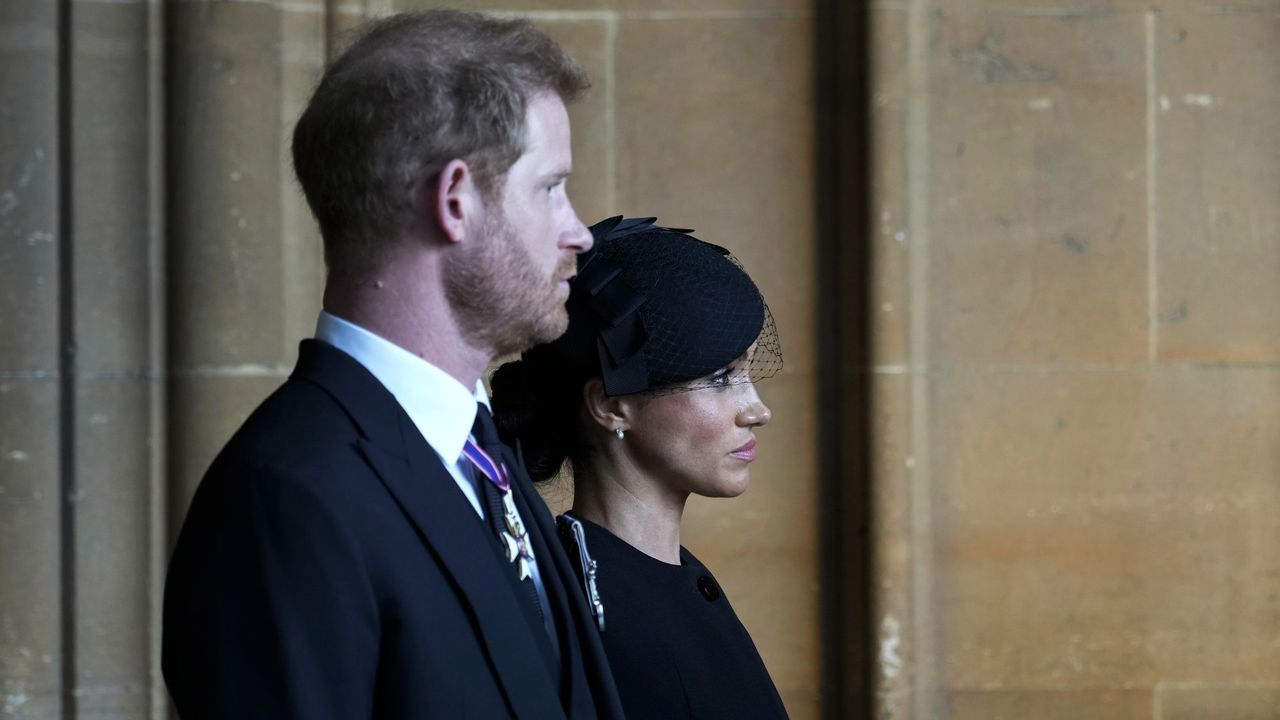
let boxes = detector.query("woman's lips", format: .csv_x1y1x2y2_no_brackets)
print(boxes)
729,436,757,462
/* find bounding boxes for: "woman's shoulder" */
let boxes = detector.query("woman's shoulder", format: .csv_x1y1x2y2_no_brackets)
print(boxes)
557,514,788,718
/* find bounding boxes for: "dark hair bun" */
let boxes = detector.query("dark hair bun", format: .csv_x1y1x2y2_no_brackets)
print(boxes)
489,357,580,482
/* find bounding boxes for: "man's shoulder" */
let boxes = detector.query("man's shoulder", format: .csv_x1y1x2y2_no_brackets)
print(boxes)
175,374,393,553
185,341,453,518
220,341,386,459
209,372,394,494
238,373,357,446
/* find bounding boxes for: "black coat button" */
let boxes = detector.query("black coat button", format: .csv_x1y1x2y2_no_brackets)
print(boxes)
697,575,720,602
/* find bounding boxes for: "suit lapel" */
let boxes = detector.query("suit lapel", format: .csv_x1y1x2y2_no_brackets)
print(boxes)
505,444,626,720
361,435,562,718
293,340,564,719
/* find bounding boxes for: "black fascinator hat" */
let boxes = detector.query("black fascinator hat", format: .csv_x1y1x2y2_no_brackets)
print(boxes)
490,216,783,479
530,216,782,396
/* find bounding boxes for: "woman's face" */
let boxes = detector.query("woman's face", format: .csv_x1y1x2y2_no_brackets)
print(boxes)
623,352,772,499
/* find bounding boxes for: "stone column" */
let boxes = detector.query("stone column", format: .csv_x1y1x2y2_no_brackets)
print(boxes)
3,0,168,716
1,1,63,716
4,2,325,717
69,0,165,716
165,1,326,522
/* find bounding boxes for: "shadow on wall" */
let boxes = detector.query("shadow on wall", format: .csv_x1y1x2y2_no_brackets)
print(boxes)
815,2,875,719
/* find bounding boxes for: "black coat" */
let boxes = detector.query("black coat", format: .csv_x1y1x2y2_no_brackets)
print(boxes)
564,517,788,720
162,340,624,720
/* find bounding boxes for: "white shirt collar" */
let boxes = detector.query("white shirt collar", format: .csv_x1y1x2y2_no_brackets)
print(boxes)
314,311,487,464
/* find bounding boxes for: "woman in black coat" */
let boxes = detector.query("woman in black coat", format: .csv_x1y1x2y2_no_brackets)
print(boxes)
491,217,788,719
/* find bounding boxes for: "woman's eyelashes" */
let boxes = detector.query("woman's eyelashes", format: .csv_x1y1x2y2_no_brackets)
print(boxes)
706,367,732,388
707,361,749,388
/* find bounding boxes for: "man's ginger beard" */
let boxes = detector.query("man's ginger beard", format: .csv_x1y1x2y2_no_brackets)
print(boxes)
445,206,576,358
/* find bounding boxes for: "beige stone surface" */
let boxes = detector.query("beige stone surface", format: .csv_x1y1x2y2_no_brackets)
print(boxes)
863,372,912,719
931,366,1280,698
73,378,156,718
279,3,328,348
949,689,1153,719
934,369,1151,689
1154,11,1280,363
0,381,62,718
613,16,813,230
927,11,1148,365
925,1,1233,11
73,2,151,374
612,0,808,12
0,0,59,373
880,3,1280,717
537,19,614,223
869,6,910,368
326,3,367,52
1139,367,1280,680
168,2,290,368
0,2,63,716
1158,684,1280,720
615,15,815,371
68,4,162,716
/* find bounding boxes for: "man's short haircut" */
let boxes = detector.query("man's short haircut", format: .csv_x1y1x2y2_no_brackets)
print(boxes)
291,10,590,279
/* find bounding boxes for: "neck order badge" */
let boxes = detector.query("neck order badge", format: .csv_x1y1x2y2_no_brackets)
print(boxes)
464,414,535,581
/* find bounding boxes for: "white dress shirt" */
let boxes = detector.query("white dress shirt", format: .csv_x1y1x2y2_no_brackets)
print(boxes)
314,311,553,623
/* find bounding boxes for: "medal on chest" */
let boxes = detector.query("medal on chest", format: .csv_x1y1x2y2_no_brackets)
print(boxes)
500,491,535,581
463,438,535,581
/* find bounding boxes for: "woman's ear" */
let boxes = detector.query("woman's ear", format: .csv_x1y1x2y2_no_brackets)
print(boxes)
431,158,480,243
582,378,629,434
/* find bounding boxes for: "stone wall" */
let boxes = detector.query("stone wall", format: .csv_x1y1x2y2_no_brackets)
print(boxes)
2,1,1276,719
862,2,1280,718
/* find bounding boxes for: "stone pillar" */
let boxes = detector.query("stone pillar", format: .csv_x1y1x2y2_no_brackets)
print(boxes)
69,1,165,716
1,1,63,716
2,2,325,717
165,1,325,522
3,0,168,717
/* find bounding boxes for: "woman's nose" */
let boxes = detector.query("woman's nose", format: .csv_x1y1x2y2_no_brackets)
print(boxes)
739,387,771,427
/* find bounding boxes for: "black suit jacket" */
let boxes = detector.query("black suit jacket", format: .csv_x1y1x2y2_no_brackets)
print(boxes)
163,340,624,719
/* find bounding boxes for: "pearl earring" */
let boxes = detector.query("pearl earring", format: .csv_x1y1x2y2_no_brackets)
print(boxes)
615,427,625,439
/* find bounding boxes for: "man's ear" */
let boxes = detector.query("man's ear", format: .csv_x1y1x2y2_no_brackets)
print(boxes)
432,158,480,244
582,378,629,434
